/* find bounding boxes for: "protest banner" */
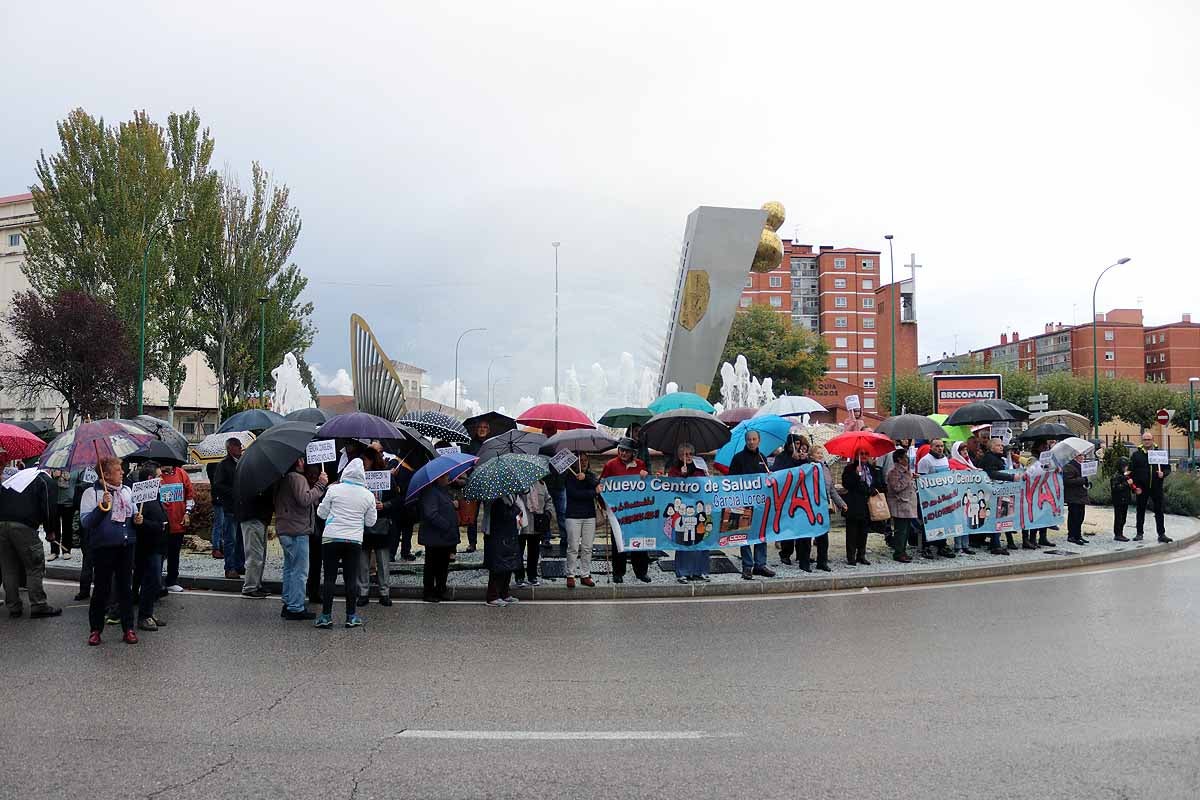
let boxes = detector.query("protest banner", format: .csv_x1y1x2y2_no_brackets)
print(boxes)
305,439,337,465
131,478,162,504
1148,450,1169,466
1020,464,1065,530
600,464,831,552
1081,460,1098,478
365,470,392,491
549,450,578,474
917,469,1056,541
159,482,184,504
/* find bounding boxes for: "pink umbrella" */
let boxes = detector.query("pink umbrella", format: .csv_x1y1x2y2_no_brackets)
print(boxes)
717,407,756,427
0,423,49,463
516,403,595,432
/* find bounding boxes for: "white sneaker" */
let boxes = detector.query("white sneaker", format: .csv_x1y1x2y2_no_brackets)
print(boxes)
486,599,508,607
167,585,184,593
501,596,519,604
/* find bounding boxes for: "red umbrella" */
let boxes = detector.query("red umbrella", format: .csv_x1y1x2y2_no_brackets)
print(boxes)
717,407,756,427
0,422,49,463
516,403,595,432
824,430,895,459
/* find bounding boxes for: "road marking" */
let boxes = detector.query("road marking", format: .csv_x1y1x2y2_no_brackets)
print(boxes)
42,541,1200,607
394,730,718,741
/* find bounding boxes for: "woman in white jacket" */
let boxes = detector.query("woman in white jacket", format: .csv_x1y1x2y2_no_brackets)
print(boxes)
315,458,377,629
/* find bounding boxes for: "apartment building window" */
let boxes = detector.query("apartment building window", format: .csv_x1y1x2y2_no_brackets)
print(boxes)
864,398,876,409
863,358,875,369
862,259,874,271
833,278,847,289
863,317,875,329
1105,369,1115,378
835,357,849,369
1104,351,1115,361
863,337,875,349
769,275,782,288
834,296,848,308
835,316,848,328
835,337,848,349
181,421,196,436
791,276,801,288
862,378,876,389
1146,354,1152,364
1104,330,1114,341
739,296,751,308
7,233,20,247
834,258,847,269
862,297,875,309
1159,334,1167,343
863,279,873,290
769,296,782,307
744,277,753,288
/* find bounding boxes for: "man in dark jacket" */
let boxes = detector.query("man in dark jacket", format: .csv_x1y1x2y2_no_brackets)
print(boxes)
728,431,776,580
419,475,459,602
1111,457,1133,542
1129,432,1172,542
131,463,170,630
1062,455,1091,546
978,438,1015,552
0,470,62,618
211,439,246,577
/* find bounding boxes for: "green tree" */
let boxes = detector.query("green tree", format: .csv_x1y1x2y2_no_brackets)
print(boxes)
883,371,933,416
708,307,827,402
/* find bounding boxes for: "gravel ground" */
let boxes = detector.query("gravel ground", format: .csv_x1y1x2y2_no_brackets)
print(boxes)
40,505,1189,589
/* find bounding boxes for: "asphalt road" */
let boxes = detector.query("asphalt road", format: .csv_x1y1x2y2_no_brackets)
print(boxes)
4,545,1200,800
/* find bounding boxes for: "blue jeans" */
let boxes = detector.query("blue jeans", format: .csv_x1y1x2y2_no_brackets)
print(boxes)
210,505,224,552
740,542,767,570
222,514,244,573
550,487,567,545
955,535,970,551
278,534,309,612
675,549,709,577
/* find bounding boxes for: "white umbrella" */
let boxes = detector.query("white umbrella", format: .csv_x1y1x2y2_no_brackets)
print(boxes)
190,430,256,464
1049,436,1095,468
755,395,827,418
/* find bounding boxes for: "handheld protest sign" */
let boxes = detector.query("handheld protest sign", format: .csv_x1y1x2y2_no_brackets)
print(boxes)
365,470,392,492
131,478,162,504
1081,460,1098,478
306,439,337,465
1148,450,1169,466
549,449,578,475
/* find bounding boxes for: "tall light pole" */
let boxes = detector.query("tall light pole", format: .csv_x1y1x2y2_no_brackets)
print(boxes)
136,216,186,415
486,355,511,410
552,241,561,402
884,234,896,416
490,377,510,410
1091,257,1131,439
1189,377,1199,467
257,296,269,404
453,327,487,412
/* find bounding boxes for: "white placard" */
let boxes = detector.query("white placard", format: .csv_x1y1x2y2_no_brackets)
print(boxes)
82,467,98,483
1148,450,1169,465
305,439,337,465
991,423,1012,443
845,394,861,412
364,470,392,491
549,450,579,474
436,445,461,456
131,478,162,504
1081,461,1098,477
1039,451,1052,465
691,456,707,473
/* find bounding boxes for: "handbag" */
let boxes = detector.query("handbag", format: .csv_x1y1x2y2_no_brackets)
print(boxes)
457,498,480,526
533,511,551,534
868,492,891,522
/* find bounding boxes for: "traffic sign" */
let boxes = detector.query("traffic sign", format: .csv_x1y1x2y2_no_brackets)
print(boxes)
1156,408,1170,426
1027,393,1049,413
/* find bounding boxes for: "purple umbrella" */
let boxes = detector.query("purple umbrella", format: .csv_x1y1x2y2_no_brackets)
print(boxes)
39,419,156,471
317,412,404,441
404,452,478,502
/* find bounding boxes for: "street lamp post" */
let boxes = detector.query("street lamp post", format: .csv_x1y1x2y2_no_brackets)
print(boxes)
552,241,560,402
490,377,510,410
136,216,186,415
486,355,511,411
884,234,896,416
453,327,487,412
1189,377,1199,467
1091,257,1132,439
257,296,269,404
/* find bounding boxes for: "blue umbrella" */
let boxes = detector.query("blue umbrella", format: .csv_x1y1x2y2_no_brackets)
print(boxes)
714,415,793,467
218,408,286,434
648,392,716,415
405,451,478,502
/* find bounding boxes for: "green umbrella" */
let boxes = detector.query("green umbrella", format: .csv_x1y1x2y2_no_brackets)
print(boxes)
463,453,550,501
927,414,972,443
597,407,652,429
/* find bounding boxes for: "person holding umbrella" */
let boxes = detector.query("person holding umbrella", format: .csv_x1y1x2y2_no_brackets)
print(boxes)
357,447,398,607
802,444,841,572
728,430,776,580
978,439,1016,554
667,443,709,583
600,439,653,583
275,457,328,620
131,463,170,631
418,473,459,602
1027,440,1057,548
563,453,600,588
460,418,492,553
773,433,811,566
841,448,883,566
81,457,137,645
315,458,377,628
158,459,194,593
1063,453,1091,546
212,438,246,579
481,491,523,606
515,478,554,588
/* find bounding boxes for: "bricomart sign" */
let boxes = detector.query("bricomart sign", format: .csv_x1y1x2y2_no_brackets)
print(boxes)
932,374,1003,415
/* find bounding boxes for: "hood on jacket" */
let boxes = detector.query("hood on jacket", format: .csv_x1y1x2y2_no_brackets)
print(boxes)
342,458,366,485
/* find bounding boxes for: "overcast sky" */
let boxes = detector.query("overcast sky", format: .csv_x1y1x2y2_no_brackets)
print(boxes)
4,1,1198,408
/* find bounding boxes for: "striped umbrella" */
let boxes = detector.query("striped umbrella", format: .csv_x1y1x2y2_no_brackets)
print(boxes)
463,453,550,501
398,410,471,445
38,419,156,470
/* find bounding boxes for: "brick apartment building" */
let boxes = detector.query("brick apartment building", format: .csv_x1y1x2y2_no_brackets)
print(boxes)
942,308,1200,387
740,240,918,418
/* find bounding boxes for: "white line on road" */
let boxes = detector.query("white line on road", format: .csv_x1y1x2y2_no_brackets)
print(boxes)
394,730,719,741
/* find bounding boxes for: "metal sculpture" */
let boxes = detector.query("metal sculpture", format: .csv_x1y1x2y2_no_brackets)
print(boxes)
349,314,407,421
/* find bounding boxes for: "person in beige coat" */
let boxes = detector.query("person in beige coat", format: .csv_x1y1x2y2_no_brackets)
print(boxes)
884,450,917,563
274,459,327,619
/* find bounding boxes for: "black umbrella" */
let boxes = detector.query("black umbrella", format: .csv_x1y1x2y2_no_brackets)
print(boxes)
128,439,187,467
286,407,333,424
4,419,56,440
475,430,547,463
943,401,1016,427
987,399,1030,421
463,411,517,437
232,421,318,509
640,408,731,455
133,415,190,461
875,414,949,442
1017,422,1073,442
219,408,286,434
539,429,618,455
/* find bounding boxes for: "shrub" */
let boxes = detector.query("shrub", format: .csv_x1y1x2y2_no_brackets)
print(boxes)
1088,478,1113,507
1101,440,1130,479
1163,472,1200,517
